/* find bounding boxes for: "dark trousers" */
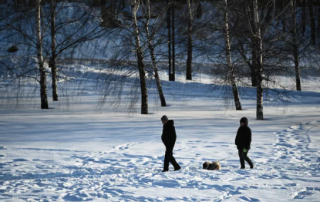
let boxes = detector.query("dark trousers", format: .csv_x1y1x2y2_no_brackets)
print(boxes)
164,146,180,171
238,149,253,168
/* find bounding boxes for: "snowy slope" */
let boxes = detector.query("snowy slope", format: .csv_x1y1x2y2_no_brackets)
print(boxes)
1,65,320,201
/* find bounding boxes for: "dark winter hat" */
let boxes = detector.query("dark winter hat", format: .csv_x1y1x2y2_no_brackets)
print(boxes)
161,115,168,121
240,117,248,125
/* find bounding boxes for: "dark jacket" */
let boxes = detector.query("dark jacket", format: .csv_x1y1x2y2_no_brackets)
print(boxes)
162,120,177,148
235,125,252,150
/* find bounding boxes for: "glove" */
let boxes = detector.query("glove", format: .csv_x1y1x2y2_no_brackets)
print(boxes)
243,148,247,153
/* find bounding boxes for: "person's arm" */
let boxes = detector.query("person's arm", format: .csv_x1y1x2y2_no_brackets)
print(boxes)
169,125,177,142
235,128,239,145
162,127,168,146
244,128,252,149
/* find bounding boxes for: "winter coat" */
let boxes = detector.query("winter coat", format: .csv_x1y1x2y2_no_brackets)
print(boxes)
162,120,177,148
235,125,252,150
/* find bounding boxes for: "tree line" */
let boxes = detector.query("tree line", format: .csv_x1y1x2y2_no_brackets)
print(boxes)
1,0,320,120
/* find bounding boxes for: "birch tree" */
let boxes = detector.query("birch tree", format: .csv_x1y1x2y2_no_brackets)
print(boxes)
36,0,49,109
252,0,263,120
221,0,242,110
171,1,175,81
130,0,148,114
291,0,302,91
166,0,175,81
50,0,58,101
143,0,167,107
186,0,194,80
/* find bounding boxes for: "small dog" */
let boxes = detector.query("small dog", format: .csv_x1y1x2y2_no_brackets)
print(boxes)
203,161,221,170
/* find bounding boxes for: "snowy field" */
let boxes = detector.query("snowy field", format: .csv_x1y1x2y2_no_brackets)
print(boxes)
1,68,320,201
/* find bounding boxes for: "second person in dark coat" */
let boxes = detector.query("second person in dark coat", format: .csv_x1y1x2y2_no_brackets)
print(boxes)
235,117,254,169
161,115,181,172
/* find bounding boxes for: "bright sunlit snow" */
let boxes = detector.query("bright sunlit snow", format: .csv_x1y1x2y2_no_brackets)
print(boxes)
1,67,320,201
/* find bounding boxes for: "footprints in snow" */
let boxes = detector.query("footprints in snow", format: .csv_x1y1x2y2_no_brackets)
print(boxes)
0,141,251,201
1,120,320,202
271,120,320,199
274,122,316,162
292,187,320,199
13,158,28,162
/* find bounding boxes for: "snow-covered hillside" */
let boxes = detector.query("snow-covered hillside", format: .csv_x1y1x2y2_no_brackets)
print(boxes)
0,63,320,201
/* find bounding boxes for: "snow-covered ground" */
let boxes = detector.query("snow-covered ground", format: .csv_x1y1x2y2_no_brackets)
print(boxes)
0,68,320,201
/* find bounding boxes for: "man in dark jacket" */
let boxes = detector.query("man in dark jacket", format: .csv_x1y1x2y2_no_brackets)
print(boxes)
235,117,254,169
161,115,181,172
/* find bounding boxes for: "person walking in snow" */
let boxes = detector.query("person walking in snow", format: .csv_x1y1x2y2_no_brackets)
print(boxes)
235,117,254,169
161,115,181,172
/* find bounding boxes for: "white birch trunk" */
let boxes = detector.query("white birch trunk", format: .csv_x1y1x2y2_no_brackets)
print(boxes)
50,0,58,101
145,0,166,106
130,0,148,114
222,0,242,110
36,0,49,109
253,0,263,120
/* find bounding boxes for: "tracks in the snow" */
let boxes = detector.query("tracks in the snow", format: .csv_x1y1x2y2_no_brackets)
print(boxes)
1,121,320,201
271,120,320,200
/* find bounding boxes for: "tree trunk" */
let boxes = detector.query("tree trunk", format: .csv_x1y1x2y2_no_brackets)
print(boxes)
248,1,257,87
302,0,306,36
14,0,18,8
222,0,242,110
145,0,166,106
294,52,301,91
252,0,263,120
131,0,148,114
36,0,49,109
167,0,172,81
50,0,58,101
282,18,286,33
318,5,320,37
308,0,316,45
171,1,175,81
186,0,193,80
291,0,302,91
251,44,257,87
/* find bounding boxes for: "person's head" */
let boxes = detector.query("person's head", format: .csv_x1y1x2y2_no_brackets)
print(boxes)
161,115,169,125
203,161,210,169
240,117,248,126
